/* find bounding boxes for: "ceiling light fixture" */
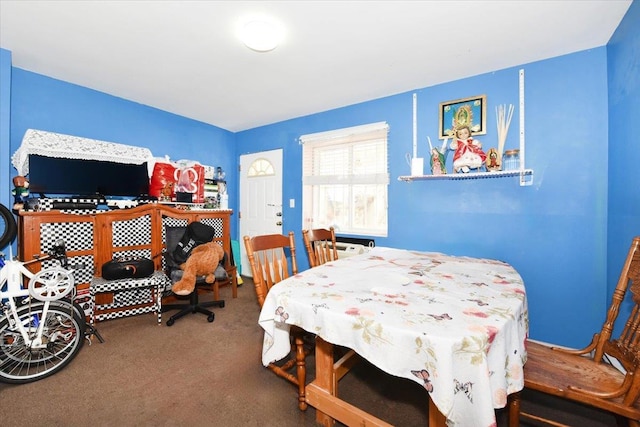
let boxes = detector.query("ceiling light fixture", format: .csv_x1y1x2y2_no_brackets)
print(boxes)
240,19,283,52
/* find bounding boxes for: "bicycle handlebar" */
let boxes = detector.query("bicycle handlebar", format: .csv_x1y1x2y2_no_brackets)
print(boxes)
25,240,70,268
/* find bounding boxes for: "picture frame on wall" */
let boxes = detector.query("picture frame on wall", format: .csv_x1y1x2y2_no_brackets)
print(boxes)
438,94,487,139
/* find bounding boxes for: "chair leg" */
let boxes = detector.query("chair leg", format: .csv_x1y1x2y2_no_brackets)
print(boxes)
162,289,224,326
507,391,521,427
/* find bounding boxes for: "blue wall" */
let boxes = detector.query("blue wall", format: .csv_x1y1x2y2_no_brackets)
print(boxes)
4,67,238,239
1,1,638,348
607,0,640,332
236,50,611,348
1,49,11,210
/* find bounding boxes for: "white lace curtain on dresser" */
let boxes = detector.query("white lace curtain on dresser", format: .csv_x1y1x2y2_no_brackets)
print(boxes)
12,129,153,176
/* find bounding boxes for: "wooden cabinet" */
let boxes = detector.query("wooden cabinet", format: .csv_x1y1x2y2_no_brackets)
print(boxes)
18,204,234,320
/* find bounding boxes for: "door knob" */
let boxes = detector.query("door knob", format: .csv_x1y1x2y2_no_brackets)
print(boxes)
276,221,283,226
276,212,282,217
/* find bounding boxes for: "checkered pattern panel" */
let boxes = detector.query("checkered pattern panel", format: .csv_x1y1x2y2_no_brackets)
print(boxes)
112,248,152,260
112,214,152,247
27,197,106,212
90,271,169,324
40,254,95,285
90,271,169,293
113,287,152,305
70,255,96,284
161,249,169,271
94,306,160,323
161,217,189,238
40,221,94,252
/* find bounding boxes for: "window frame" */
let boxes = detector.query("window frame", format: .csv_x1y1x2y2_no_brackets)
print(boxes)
300,122,389,237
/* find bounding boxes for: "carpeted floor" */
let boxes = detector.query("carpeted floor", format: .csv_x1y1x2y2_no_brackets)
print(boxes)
0,279,617,426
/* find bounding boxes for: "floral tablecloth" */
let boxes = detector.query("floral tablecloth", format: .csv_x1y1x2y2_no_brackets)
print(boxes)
259,246,528,427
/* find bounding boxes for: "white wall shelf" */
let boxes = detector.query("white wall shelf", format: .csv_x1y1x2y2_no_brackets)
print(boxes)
398,169,534,186
399,69,533,187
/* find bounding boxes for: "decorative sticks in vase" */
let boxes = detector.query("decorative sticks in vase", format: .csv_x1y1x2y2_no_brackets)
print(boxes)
496,104,515,170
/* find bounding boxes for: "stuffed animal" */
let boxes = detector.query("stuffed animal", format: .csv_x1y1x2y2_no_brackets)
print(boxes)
171,241,225,296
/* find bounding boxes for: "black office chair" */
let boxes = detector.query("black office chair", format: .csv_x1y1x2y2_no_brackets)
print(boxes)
162,225,227,326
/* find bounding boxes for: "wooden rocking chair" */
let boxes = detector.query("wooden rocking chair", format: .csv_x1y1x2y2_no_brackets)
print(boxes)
509,236,640,426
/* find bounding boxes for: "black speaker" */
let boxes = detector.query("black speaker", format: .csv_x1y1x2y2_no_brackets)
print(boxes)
176,192,192,203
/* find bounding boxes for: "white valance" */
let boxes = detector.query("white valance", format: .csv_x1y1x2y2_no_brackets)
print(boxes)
12,129,153,176
299,121,389,145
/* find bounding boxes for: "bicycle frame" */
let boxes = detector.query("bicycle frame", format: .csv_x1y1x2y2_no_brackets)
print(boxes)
0,250,73,350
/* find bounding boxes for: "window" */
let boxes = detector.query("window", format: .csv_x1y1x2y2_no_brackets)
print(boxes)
247,158,275,177
301,122,389,237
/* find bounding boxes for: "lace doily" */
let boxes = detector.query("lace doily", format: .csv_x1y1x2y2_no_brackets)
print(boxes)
12,129,153,176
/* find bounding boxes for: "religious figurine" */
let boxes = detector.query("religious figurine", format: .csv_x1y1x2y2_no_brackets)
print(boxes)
450,125,486,173
485,148,501,172
430,148,447,175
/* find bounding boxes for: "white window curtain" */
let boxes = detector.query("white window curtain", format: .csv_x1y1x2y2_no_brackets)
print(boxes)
301,122,389,236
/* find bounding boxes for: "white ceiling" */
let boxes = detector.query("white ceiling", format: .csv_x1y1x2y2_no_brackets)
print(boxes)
0,1,632,132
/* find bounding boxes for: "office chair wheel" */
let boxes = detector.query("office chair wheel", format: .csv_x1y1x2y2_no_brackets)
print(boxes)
219,301,225,308
166,319,175,327
207,313,215,322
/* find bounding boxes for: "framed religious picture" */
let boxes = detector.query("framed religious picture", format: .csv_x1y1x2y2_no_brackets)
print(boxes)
438,95,487,139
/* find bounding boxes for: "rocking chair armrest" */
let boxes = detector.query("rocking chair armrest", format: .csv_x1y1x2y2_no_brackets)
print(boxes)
549,333,599,356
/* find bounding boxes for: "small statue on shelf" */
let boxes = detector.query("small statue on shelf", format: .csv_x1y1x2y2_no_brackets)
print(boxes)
12,175,30,212
450,125,486,173
216,166,225,181
485,148,501,172
430,148,447,175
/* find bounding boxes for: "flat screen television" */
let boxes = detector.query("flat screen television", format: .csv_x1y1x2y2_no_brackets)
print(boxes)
28,155,150,198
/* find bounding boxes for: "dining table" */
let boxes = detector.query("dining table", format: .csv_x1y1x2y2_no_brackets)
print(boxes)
258,246,528,427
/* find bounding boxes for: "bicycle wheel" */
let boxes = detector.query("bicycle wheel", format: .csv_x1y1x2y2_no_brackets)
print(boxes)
0,203,17,250
0,300,85,384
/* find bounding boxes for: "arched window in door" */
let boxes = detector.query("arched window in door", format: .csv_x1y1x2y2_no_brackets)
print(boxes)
247,158,275,177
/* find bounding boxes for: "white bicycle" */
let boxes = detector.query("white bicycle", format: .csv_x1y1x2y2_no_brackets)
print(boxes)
0,237,87,384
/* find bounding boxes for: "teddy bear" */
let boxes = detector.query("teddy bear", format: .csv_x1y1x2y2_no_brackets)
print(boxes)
171,241,225,296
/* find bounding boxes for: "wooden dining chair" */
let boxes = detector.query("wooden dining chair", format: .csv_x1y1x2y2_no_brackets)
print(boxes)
509,236,640,426
302,227,338,267
243,232,310,411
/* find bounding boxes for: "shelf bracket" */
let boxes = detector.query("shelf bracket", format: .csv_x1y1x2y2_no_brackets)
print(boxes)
520,171,533,186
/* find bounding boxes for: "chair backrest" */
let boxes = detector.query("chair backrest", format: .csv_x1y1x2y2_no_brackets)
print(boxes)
243,232,297,308
594,236,640,404
165,224,228,283
302,227,338,267
164,225,188,271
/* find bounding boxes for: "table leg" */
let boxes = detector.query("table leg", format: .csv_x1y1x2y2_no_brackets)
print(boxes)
314,336,336,426
307,338,447,427
308,338,391,427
